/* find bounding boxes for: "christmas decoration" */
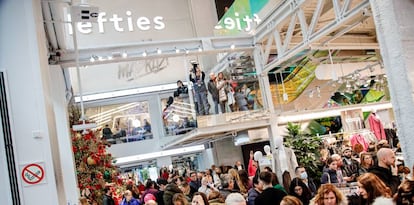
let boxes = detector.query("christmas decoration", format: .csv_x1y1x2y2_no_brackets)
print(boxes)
72,128,126,205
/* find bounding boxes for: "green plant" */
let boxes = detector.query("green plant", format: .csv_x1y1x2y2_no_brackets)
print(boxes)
284,122,323,183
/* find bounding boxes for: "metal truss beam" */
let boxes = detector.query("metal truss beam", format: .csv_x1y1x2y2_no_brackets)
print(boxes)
55,36,254,68
254,0,371,74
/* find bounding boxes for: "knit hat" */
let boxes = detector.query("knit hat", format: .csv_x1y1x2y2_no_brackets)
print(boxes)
144,193,156,203
342,147,352,154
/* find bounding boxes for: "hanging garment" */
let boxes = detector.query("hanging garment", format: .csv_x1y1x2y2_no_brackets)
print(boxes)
350,134,369,152
384,128,398,148
368,113,386,141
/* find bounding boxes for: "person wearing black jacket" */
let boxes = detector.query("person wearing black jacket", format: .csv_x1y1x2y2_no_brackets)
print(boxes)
103,187,115,205
369,148,400,194
207,72,219,114
255,171,287,205
189,63,209,115
163,182,183,205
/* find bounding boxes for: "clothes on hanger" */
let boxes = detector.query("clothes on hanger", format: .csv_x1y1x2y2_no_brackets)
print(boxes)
368,113,386,140
350,133,369,152
384,128,398,148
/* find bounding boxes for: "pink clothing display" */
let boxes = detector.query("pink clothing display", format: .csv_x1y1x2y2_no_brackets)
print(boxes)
368,113,386,140
350,134,369,152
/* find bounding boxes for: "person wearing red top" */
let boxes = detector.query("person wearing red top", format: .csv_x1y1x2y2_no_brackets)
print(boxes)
248,150,258,177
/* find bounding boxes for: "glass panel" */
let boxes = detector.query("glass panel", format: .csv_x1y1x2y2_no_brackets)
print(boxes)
85,101,153,144
161,95,197,136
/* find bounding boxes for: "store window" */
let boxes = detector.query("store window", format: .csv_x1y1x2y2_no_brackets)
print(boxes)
161,95,197,136
84,101,153,144
119,161,158,184
224,54,261,111
171,153,200,172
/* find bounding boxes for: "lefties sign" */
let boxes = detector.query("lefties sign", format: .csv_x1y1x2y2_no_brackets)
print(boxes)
67,11,166,34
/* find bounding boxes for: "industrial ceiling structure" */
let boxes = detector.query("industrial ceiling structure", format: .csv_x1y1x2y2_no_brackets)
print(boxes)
42,0,385,149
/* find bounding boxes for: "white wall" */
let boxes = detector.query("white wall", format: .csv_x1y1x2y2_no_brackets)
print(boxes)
198,148,217,170
0,109,13,205
0,0,64,204
214,138,243,167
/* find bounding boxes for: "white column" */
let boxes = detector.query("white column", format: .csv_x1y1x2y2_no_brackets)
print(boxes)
253,45,275,112
370,0,414,168
49,65,79,204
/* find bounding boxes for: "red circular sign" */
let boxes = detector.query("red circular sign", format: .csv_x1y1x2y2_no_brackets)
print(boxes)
21,163,44,185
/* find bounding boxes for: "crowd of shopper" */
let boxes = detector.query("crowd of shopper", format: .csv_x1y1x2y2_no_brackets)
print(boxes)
97,139,414,205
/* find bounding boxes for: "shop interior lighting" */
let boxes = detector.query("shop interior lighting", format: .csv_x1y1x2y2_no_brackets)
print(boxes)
89,56,95,62
308,90,314,98
122,52,128,58
74,82,181,102
107,56,113,60
157,48,162,54
316,86,321,98
185,49,190,54
114,144,205,165
198,46,203,52
230,44,236,50
175,47,180,54
277,102,392,124
142,50,147,57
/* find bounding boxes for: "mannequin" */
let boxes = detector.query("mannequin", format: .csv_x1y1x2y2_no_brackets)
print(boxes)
260,145,275,172
368,110,386,140
272,142,299,181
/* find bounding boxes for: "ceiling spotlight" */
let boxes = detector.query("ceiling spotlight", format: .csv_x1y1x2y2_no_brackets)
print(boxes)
142,51,147,57
89,56,95,62
175,47,180,54
185,49,189,54
107,56,113,60
122,52,127,58
308,90,314,98
157,48,162,54
230,44,235,50
198,47,203,52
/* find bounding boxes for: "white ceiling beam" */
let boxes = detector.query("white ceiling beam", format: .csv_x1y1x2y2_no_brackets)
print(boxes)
260,0,370,73
56,36,255,68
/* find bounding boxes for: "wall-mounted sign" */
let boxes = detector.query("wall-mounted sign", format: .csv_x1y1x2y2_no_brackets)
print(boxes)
20,162,46,186
67,11,166,34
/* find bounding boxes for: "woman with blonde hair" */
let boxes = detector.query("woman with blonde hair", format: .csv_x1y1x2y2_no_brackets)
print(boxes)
357,173,393,205
173,193,189,205
281,195,303,205
310,184,348,205
228,168,247,194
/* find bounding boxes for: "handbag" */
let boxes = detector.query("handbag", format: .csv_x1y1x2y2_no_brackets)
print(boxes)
227,92,235,105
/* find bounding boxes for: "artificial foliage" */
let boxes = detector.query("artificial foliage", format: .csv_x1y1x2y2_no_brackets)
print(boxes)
284,122,323,184
72,129,125,204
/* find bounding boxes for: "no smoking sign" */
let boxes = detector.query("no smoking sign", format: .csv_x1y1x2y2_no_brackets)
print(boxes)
20,162,46,186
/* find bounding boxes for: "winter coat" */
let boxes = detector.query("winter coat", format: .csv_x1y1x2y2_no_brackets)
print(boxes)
372,196,395,205
120,198,140,205
321,168,339,184
369,165,400,194
208,79,219,102
368,113,386,140
216,79,227,102
163,183,182,205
